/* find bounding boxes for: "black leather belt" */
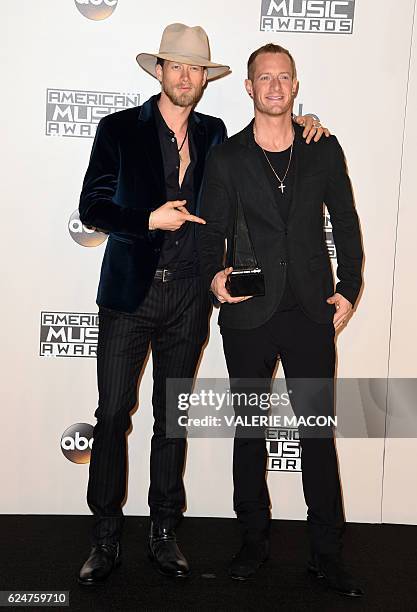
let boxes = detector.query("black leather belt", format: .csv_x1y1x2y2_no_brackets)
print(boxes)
154,266,199,282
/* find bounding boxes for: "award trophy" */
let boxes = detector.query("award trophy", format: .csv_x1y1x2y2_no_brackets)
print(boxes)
225,194,265,297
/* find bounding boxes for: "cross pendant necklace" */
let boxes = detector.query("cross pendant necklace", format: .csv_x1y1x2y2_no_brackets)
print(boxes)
254,125,294,195
260,143,293,195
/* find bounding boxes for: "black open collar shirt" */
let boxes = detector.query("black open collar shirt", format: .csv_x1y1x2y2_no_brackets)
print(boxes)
153,97,198,270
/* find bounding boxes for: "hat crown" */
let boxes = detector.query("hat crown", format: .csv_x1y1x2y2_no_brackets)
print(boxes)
136,23,229,81
159,23,211,62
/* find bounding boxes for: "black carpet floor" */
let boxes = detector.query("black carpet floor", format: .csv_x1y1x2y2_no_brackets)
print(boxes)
0,516,416,611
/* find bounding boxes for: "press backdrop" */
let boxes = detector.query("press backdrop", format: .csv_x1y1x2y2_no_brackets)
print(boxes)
1,0,417,525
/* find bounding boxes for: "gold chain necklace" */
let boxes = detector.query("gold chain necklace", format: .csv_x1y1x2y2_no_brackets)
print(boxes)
254,127,294,194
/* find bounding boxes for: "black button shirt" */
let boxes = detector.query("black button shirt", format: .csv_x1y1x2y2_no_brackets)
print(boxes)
153,98,198,270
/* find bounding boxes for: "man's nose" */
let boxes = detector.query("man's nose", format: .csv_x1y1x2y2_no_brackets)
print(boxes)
270,76,283,90
180,67,191,81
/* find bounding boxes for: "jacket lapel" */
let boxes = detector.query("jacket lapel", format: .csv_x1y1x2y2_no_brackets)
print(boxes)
288,125,306,224
191,113,208,198
137,96,166,202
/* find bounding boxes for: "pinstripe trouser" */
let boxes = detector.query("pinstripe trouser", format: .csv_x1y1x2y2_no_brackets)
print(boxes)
87,276,210,544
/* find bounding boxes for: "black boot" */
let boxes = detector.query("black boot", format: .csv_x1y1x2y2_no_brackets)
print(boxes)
148,523,190,578
78,542,121,586
308,552,364,597
229,539,269,580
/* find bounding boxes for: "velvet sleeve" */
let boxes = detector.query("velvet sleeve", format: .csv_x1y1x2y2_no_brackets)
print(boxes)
79,116,151,238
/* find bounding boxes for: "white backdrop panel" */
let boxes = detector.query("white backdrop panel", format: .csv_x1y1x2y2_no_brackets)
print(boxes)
382,1,417,524
0,0,415,523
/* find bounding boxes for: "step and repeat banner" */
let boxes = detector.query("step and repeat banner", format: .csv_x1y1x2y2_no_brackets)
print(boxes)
2,0,417,524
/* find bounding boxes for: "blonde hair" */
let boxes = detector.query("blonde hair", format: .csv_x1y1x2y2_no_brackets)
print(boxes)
247,43,297,80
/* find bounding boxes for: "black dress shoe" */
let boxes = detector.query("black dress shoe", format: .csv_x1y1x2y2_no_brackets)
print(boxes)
229,540,269,581
308,553,364,597
78,543,121,586
148,523,190,578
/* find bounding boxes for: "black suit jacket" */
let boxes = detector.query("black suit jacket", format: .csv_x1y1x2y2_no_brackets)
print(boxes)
79,95,227,313
198,121,363,329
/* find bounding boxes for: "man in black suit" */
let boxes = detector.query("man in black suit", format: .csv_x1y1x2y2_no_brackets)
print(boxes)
77,23,326,585
198,44,363,597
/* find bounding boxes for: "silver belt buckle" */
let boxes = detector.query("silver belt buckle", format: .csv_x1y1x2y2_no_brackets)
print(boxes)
162,269,169,282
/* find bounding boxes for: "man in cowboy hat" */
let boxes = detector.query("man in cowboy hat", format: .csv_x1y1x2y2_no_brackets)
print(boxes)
77,23,327,585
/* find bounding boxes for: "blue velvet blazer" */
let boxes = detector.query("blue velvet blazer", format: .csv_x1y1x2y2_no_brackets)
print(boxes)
79,95,227,312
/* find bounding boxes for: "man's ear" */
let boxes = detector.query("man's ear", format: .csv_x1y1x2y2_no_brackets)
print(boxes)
244,78,253,98
155,63,163,84
292,79,299,97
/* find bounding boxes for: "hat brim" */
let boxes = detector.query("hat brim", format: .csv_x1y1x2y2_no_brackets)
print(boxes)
136,52,230,81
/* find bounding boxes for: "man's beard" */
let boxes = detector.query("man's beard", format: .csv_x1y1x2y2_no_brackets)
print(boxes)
163,82,204,108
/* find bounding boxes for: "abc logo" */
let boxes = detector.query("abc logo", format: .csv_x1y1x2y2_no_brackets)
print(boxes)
68,210,107,247
74,0,118,21
61,423,94,464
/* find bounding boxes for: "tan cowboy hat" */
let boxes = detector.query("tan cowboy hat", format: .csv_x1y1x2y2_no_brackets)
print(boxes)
136,23,230,81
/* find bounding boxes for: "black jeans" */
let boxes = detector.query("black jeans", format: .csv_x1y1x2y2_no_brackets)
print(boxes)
221,306,345,555
87,276,210,544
